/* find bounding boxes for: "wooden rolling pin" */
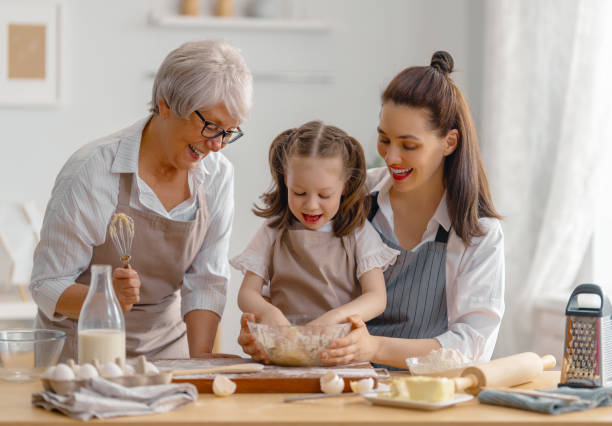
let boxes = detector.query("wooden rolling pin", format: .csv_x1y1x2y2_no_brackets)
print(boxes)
453,352,556,395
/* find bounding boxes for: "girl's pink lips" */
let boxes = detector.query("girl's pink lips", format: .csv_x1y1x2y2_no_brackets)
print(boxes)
302,213,322,224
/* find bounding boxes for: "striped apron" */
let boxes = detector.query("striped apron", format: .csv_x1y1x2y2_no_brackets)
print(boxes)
366,192,449,362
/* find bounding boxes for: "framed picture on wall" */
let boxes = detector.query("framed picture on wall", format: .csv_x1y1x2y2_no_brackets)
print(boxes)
0,0,62,107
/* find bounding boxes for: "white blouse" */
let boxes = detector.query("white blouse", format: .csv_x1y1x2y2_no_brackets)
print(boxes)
230,219,399,282
367,167,505,362
30,117,233,321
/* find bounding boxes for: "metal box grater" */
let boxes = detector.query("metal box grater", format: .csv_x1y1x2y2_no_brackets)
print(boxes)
560,283,612,387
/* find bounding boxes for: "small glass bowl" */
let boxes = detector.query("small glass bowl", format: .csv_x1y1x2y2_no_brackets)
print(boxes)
0,329,66,382
248,319,351,367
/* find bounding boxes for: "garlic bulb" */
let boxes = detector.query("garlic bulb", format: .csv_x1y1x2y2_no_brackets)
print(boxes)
212,375,237,396
320,371,344,394
349,378,374,394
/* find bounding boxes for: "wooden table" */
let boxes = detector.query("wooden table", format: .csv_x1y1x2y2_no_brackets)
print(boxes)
2,371,612,425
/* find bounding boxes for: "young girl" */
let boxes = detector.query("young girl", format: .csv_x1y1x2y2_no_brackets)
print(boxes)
231,121,399,326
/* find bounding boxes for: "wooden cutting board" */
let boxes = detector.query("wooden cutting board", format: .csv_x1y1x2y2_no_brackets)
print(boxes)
153,358,389,393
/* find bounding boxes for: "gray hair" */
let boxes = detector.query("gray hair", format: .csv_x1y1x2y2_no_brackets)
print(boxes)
150,40,253,123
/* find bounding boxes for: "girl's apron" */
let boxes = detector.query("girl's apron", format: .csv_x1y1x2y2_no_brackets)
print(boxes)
269,225,361,320
366,192,449,341
36,172,209,361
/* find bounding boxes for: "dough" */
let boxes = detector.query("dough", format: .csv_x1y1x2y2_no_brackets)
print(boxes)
320,371,344,394
212,375,237,396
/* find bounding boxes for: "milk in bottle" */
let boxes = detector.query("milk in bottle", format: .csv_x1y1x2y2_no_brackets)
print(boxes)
77,264,126,364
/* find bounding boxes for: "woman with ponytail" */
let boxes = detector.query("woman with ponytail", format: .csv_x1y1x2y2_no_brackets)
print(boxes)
318,51,504,367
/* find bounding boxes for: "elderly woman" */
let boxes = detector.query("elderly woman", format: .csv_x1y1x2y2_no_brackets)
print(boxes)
30,40,253,361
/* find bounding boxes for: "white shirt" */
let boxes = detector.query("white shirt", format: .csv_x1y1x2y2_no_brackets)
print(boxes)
367,167,505,362
30,117,233,321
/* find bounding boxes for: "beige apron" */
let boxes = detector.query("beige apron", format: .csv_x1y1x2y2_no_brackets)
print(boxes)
269,225,361,320
36,172,210,361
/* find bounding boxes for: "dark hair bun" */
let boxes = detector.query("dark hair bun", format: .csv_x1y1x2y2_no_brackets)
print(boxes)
430,51,454,75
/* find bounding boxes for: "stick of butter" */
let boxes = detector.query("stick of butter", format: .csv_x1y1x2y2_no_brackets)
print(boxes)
389,376,455,403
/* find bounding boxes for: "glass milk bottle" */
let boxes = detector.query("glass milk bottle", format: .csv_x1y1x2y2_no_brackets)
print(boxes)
77,264,126,364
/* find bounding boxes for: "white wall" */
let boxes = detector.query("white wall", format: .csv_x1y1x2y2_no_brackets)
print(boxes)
0,0,486,355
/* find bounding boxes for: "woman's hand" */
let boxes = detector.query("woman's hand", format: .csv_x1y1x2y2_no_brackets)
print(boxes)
237,313,269,363
320,315,380,365
112,266,141,313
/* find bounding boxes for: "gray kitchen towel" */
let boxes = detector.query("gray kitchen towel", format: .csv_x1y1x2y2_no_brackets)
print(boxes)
32,377,198,421
478,386,612,415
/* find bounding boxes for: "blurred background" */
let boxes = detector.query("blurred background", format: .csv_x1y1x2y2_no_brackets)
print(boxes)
0,0,610,361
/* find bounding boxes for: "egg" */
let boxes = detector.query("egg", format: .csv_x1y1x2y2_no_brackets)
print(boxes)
212,375,236,396
76,363,99,380
144,361,159,374
123,364,135,375
53,363,76,381
349,378,374,394
320,371,344,394
99,362,123,378
42,366,56,379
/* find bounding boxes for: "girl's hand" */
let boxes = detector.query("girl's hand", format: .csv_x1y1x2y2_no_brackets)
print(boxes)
307,310,343,326
237,313,270,363
259,308,291,326
320,315,380,365
112,266,141,313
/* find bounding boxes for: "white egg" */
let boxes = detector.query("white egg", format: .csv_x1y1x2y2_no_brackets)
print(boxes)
145,361,159,374
349,378,374,394
76,363,99,380
123,364,135,375
42,366,56,379
320,371,344,394
53,363,75,381
212,375,236,396
99,362,123,378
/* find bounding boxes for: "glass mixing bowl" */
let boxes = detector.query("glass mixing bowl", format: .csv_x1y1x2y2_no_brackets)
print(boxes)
248,319,351,367
0,329,66,382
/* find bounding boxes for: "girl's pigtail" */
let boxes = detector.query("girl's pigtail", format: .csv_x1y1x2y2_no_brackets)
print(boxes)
253,128,296,229
333,136,369,237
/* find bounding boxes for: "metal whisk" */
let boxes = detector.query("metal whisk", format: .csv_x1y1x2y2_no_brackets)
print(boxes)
108,213,135,266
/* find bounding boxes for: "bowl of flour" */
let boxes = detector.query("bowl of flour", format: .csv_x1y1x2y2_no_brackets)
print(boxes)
405,348,472,377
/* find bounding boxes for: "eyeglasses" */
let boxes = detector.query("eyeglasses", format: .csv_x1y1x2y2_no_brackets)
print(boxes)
194,111,244,144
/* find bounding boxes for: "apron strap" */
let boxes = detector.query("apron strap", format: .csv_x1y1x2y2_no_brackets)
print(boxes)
435,224,450,243
367,192,380,222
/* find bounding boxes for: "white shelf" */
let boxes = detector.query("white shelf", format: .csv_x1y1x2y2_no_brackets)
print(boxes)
149,11,330,32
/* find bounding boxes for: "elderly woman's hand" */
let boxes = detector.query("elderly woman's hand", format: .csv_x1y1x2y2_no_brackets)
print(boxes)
320,315,380,365
237,313,270,363
112,266,141,313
